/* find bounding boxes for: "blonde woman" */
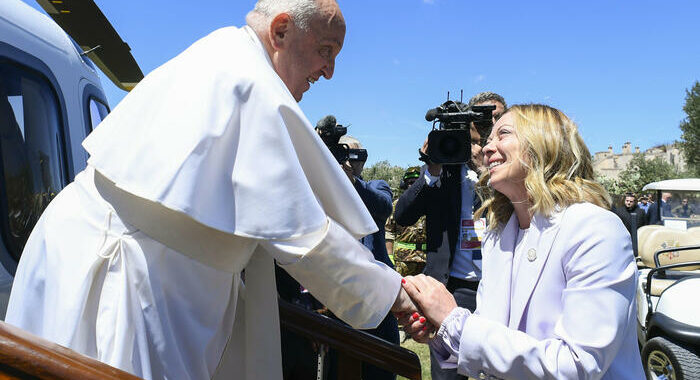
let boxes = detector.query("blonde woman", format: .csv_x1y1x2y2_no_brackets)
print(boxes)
402,104,644,379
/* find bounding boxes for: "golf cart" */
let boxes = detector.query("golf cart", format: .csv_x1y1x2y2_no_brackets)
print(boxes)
635,178,700,379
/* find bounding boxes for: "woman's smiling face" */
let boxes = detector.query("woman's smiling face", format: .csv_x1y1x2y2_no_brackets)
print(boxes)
482,112,528,201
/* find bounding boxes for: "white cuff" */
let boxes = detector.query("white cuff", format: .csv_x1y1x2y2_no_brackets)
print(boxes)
431,307,470,365
277,218,401,329
424,168,441,187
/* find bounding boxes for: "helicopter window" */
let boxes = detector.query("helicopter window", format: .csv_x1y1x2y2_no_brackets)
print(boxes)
0,62,67,261
88,97,109,131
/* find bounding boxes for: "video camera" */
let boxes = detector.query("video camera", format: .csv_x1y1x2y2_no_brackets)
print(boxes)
315,115,368,163
422,100,496,165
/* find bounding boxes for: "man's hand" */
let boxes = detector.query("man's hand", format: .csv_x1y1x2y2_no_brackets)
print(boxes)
391,286,420,326
420,138,441,176
342,161,356,184
392,283,436,344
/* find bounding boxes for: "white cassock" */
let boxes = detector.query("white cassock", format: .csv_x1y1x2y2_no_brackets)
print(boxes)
6,26,401,380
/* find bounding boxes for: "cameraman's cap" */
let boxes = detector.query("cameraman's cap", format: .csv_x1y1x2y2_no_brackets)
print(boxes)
403,166,421,181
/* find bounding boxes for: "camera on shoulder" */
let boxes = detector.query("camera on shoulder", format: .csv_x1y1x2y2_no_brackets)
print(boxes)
422,100,496,165
315,115,367,164
315,115,349,163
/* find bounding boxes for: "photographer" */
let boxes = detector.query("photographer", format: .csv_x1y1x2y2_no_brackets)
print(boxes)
339,135,394,268
277,133,399,380
280,118,399,380
394,92,506,380
337,135,399,380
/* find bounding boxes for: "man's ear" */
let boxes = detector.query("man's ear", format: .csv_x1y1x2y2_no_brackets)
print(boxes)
269,13,292,51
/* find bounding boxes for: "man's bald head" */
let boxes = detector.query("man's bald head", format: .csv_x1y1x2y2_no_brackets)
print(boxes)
247,0,346,102
339,135,361,150
339,135,365,176
246,0,344,32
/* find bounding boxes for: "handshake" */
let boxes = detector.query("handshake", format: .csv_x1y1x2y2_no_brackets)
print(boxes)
390,274,459,344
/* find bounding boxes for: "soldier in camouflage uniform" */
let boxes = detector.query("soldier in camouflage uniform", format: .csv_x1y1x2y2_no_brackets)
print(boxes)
385,167,427,276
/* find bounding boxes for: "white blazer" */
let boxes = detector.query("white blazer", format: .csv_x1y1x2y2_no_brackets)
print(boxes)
454,202,645,379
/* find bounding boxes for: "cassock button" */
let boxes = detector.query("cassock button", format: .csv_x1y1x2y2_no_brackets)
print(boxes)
527,248,537,262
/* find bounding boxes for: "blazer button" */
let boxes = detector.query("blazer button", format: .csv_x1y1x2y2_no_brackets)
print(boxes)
527,248,537,262
478,370,487,379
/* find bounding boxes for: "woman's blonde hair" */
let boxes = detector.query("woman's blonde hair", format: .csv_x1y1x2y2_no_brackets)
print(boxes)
476,104,611,228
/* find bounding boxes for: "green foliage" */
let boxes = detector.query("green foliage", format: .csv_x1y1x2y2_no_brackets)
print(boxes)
601,154,687,196
679,81,700,176
362,160,407,196
596,174,624,196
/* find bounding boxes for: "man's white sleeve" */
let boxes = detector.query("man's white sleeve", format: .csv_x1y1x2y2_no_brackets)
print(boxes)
424,167,442,187
260,218,402,329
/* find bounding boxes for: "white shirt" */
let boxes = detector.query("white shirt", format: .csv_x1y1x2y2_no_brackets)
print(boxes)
424,165,482,280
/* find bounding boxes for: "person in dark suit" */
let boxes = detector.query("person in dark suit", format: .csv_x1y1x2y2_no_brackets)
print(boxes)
647,192,672,225
339,135,398,380
277,133,399,380
612,192,648,234
395,161,482,305
394,93,506,380
611,192,648,256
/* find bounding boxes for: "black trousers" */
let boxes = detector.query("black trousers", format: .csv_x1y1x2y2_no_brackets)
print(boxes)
280,328,319,380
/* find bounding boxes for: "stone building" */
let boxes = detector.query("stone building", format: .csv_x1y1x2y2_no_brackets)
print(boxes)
592,142,687,180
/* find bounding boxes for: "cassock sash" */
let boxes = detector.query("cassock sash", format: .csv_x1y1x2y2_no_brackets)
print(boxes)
95,169,281,378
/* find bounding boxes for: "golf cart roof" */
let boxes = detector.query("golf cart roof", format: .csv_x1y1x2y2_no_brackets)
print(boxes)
642,178,700,192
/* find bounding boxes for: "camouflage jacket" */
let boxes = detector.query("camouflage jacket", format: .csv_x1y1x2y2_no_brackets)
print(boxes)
385,199,427,276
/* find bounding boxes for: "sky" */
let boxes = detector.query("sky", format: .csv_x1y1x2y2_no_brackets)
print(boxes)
27,0,700,167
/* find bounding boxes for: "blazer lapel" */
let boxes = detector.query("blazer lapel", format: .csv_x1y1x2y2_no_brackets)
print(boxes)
478,213,518,325
508,210,565,328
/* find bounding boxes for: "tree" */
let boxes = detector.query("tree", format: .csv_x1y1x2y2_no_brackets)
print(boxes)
613,154,681,195
362,160,406,195
679,81,700,176
596,174,624,197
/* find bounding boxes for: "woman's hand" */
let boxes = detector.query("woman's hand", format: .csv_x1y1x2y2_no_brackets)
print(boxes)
403,314,434,343
402,274,458,328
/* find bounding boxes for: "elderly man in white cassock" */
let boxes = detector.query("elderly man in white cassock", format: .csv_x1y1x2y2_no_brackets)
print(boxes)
5,0,418,379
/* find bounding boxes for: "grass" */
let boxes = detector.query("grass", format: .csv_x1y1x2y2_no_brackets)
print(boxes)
398,335,432,380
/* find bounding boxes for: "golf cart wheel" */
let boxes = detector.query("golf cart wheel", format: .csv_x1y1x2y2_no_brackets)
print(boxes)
642,337,700,380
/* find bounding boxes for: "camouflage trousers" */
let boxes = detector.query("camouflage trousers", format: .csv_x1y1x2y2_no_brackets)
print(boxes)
393,241,427,277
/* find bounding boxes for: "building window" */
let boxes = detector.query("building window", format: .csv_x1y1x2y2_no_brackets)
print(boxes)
0,62,67,260
88,97,109,131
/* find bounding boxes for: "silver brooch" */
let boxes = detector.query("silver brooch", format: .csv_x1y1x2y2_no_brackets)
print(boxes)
527,248,537,262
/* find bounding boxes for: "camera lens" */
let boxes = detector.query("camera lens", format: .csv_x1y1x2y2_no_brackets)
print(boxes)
427,128,470,164
439,135,462,156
